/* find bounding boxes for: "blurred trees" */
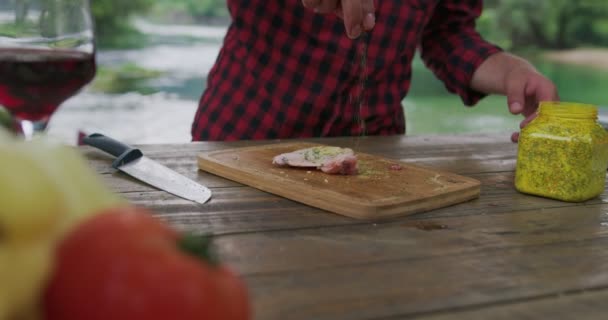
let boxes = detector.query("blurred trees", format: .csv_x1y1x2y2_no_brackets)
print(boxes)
149,0,228,23
90,0,227,48
481,0,608,50
85,0,608,50
91,0,153,48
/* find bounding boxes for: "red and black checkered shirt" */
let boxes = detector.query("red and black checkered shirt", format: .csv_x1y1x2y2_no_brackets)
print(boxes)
191,0,502,141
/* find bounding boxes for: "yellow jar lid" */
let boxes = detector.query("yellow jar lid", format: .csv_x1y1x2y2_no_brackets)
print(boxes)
539,101,598,119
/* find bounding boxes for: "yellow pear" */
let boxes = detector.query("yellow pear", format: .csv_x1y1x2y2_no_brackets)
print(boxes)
22,140,126,234
0,241,52,320
0,142,67,242
0,136,124,319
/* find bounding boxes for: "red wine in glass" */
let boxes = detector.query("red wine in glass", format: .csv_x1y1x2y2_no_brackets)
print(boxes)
0,48,96,122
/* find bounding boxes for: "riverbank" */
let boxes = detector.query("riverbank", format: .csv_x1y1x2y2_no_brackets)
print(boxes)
544,48,608,71
38,32,608,146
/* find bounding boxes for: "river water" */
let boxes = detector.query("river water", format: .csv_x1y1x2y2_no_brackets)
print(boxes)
46,20,608,145
47,20,227,145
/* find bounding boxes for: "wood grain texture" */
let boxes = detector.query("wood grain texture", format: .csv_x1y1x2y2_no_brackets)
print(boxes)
197,142,481,220
84,133,608,320
245,237,608,320
96,171,607,236
212,203,608,275
414,288,608,320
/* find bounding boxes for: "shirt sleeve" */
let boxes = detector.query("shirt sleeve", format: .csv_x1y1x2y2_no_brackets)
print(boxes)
419,0,503,106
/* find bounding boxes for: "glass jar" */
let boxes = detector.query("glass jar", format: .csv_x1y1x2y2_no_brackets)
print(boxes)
515,101,608,202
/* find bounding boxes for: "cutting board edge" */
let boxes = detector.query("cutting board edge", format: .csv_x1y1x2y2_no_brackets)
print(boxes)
375,184,481,218
197,155,482,220
322,183,481,220
196,142,484,220
196,152,477,208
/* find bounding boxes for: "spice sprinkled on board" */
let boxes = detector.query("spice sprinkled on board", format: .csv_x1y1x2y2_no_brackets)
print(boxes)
356,160,391,179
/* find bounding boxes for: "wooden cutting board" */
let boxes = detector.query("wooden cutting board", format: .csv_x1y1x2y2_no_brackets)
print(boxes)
197,142,480,220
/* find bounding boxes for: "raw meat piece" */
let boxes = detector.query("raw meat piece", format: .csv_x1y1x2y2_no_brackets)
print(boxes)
272,146,358,175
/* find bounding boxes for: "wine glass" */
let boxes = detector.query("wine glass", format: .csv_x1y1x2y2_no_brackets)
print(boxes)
0,0,96,139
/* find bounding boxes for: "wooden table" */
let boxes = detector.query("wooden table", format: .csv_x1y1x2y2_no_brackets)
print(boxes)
82,133,608,320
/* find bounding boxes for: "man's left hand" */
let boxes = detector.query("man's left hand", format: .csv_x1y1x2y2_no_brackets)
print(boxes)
471,52,560,143
504,65,559,142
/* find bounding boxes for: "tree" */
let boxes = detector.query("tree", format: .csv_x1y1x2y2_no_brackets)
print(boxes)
150,0,228,23
492,0,608,49
91,0,153,47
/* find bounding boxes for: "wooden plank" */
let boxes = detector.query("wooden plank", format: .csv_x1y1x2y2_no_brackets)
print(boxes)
126,186,353,235
412,288,608,320
81,133,518,176
243,237,608,320
86,147,514,178
97,168,243,194
113,172,607,235
213,203,608,275
78,134,608,320
80,133,514,155
94,142,516,194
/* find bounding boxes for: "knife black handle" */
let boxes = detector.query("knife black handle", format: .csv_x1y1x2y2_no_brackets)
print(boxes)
82,133,143,169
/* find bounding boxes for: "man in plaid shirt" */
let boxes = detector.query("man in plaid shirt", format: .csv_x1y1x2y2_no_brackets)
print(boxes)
191,0,558,143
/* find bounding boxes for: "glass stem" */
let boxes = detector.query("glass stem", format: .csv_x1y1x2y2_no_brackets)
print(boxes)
13,118,49,140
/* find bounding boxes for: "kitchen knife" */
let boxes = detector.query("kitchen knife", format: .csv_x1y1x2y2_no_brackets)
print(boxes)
82,133,211,204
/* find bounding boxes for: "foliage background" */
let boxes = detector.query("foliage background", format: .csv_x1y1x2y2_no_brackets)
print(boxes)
479,0,608,50
2,1,607,142
92,0,227,48
91,0,608,50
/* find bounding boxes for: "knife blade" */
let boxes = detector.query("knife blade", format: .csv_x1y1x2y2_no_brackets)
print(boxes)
82,133,211,204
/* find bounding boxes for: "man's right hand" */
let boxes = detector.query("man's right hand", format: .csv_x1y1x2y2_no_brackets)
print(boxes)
301,0,376,39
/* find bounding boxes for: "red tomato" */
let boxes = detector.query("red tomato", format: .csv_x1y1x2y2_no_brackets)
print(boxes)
43,205,250,320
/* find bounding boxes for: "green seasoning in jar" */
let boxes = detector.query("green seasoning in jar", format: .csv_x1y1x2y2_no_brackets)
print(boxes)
515,101,608,202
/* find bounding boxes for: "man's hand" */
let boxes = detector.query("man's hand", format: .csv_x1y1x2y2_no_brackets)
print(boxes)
470,52,559,143
301,0,376,39
504,65,559,143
